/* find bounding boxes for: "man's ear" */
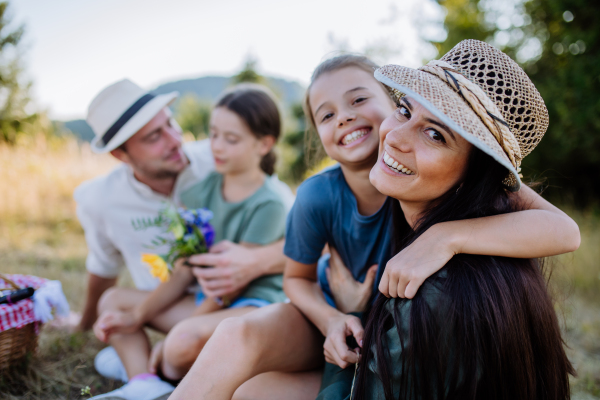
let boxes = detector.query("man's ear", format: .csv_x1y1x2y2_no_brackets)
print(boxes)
258,135,276,157
110,147,130,164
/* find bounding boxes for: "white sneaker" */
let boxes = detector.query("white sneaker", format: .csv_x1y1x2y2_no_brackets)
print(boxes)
89,377,175,400
94,346,129,382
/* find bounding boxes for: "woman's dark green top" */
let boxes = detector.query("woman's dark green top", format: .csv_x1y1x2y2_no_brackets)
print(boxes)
317,271,451,400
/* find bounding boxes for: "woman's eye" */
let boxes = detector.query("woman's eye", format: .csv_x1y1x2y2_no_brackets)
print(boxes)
398,106,411,119
425,128,446,143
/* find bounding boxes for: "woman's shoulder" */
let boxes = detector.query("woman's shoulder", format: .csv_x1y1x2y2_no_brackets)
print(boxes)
386,270,450,322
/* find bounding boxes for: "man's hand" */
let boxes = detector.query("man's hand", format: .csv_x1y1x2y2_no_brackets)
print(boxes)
323,313,363,369
327,248,377,313
379,223,456,299
187,240,260,298
93,310,141,343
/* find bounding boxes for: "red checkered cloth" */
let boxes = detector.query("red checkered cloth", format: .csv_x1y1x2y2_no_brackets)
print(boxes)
0,274,48,332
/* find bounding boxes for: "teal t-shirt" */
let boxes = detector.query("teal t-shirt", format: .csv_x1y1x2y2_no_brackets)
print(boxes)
180,171,287,304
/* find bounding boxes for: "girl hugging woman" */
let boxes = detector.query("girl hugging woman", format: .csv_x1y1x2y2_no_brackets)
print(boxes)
172,41,578,400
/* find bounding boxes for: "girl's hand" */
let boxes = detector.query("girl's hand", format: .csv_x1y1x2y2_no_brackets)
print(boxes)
93,310,141,343
323,313,363,369
327,247,377,313
379,223,455,299
148,340,165,374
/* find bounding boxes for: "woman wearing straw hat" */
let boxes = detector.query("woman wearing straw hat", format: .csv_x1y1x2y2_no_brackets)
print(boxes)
317,39,574,400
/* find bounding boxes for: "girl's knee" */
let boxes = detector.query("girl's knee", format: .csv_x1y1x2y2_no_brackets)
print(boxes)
212,316,265,353
163,321,207,367
97,287,124,314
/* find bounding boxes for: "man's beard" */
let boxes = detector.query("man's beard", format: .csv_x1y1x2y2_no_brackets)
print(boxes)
147,169,180,180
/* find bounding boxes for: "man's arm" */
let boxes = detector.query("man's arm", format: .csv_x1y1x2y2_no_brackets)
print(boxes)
188,239,285,298
78,273,117,331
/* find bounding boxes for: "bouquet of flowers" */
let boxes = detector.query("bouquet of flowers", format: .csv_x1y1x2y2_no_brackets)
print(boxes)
133,204,215,282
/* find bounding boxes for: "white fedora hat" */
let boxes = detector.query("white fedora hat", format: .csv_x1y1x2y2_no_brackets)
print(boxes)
87,79,178,153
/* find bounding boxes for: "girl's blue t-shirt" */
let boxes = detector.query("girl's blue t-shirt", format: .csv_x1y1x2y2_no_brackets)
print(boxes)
284,165,393,288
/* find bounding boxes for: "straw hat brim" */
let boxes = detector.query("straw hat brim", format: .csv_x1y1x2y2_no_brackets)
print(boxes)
375,66,521,191
90,91,179,154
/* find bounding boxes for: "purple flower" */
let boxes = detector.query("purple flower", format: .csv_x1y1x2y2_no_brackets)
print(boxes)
193,208,214,225
201,224,215,248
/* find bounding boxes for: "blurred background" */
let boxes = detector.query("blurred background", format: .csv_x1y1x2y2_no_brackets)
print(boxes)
0,0,598,398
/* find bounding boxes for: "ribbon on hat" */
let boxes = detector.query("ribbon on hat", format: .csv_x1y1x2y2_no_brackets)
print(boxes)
101,93,156,146
418,60,522,172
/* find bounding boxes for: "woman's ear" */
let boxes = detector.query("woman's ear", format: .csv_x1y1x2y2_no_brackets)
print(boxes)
258,135,276,156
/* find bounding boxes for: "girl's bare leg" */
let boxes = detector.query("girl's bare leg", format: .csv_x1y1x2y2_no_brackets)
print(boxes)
97,287,196,378
169,303,324,400
161,306,259,380
232,370,322,400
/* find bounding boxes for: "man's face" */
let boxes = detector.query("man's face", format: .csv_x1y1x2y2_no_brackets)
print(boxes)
111,108,188,179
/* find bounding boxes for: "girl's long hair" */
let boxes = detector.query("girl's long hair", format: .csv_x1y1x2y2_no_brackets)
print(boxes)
354,148,574,400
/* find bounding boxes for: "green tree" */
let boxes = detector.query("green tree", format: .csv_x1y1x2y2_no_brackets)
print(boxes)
0,1,37,143
174,94,211,139
232,57,265,85
434,0,600,205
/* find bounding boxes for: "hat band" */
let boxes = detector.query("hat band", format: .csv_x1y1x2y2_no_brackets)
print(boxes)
419,60,522,170
101,93,156,146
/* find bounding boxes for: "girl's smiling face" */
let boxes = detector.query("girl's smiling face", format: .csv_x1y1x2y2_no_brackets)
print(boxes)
370,97,473,216
308,67,395,168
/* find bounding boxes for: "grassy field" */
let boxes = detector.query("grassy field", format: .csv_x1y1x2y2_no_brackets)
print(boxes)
0,135,599,399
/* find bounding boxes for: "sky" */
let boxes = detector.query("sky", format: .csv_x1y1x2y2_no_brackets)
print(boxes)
11,0,444,120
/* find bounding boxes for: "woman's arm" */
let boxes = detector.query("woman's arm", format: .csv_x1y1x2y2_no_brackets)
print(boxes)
284,258,362,369
380,186,581,299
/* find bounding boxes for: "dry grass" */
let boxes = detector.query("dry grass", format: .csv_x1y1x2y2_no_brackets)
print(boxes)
0,135,598,398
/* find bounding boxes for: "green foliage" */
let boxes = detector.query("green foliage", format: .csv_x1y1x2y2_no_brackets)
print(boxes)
280,103,327,183
174,94,211,139
232,57,265,85
0,1,39,144
434,0,600,205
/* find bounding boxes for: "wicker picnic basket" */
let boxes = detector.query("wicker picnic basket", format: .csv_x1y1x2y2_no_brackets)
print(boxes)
0,274,40,372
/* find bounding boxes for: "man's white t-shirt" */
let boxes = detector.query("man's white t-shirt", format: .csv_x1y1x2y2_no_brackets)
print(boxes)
74,140,294,291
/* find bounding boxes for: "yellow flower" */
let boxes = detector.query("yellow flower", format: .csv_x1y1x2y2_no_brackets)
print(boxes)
141,254,170,282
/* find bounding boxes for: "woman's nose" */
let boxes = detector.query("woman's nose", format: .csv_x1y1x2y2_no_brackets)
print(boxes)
386,125,413,152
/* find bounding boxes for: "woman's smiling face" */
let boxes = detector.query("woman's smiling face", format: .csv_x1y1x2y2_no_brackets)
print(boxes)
309,67,395,168
369,97,473,214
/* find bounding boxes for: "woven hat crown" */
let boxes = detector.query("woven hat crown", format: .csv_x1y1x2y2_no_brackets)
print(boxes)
440,40,548,159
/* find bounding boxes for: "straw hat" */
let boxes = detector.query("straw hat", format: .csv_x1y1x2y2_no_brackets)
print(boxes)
87,79,178,153
374,39,548,191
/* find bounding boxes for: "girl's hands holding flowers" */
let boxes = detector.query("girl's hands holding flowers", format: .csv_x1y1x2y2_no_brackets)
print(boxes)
379,222,457,299
323,312,363,369
93,310,142,343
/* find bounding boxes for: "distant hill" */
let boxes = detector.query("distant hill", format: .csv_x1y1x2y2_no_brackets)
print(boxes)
61,75,305,142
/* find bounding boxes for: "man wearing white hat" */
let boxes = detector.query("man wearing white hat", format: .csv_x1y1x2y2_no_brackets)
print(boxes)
74,79,294,398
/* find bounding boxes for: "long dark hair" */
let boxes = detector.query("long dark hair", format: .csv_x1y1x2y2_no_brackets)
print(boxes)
354,148,574,400
216,84,281,175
